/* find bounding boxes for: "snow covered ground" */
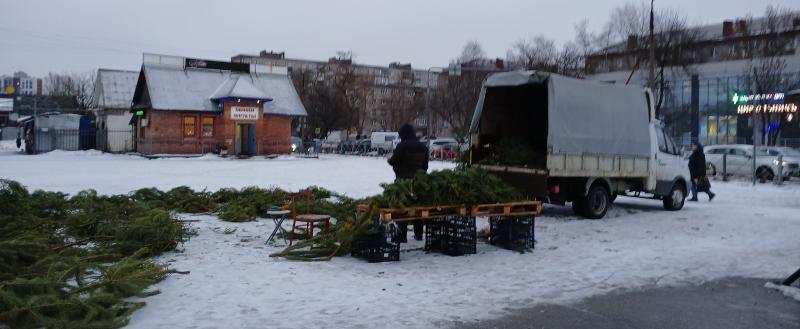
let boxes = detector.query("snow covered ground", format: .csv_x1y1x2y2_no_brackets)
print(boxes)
2,143,799,329
0,141,452,198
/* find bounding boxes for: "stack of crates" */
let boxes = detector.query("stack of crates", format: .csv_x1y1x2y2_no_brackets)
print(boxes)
424,215,477,256
351,222,400,262
489,216,535,251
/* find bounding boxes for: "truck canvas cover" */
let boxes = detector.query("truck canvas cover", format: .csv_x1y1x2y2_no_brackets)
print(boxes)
469,71,651,158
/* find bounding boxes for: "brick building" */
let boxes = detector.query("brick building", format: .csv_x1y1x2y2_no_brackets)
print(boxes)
131,53,307,156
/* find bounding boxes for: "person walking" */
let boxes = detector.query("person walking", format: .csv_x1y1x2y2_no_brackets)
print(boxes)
688,141,715,202
388,124,429,242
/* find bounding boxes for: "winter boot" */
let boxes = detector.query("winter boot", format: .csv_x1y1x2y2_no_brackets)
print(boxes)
708,192,715,201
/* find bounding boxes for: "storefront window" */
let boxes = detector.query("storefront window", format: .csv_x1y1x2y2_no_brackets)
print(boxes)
183,116,196,137
202,117,214,137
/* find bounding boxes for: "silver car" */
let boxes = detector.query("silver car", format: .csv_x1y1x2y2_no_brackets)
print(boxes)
765,147,800,177
704,144,792,181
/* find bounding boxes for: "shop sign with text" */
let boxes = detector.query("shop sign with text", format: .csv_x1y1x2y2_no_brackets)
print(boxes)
230,106,260,120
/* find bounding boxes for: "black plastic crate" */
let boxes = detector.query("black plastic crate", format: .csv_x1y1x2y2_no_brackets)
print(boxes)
489,216,535,251
351,223,400,263
424,216,477,256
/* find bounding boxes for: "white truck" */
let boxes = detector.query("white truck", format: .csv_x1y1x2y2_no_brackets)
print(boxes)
370,131,400,154
468,71,690,219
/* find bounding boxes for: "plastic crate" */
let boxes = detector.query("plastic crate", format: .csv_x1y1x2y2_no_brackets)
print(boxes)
489,216,535,251
424,215,477,256
351,223,400,263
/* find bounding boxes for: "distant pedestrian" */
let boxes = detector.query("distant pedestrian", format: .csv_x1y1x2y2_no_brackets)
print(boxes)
688,142,715,202
388,124,429,242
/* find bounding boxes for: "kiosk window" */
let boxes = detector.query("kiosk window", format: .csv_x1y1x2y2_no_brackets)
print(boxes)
202,117,214,137
183,116,196,137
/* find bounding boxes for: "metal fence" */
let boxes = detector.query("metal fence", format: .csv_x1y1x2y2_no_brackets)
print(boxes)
96,129,134,153
315,140,463,161
32,129,95,153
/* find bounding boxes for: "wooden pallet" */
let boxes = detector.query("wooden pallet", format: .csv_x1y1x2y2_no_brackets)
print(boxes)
471,201,543,217
378,205,469,222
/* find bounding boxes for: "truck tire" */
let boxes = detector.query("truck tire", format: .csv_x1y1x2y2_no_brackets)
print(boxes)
662,182,686,211
578,184,610,219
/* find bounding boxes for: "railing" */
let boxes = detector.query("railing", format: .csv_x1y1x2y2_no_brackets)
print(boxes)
96,129,134,153
32,129,95,154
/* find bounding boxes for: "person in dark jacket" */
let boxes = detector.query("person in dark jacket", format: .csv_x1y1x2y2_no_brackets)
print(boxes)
688,141,715,201
388,124,429,241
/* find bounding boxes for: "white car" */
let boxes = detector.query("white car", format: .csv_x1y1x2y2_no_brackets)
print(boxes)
428,137,458,153
765,147,800,177
704,144,792,180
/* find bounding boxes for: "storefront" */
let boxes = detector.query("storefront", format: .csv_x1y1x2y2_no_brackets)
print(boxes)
130,54,307,156
732,92,799,146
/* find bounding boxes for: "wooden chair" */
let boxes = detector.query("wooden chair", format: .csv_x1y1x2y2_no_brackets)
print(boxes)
288,189,331,246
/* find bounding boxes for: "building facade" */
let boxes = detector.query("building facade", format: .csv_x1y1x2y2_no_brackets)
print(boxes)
587,12,800,147
1,71,43,96
131,53,307,156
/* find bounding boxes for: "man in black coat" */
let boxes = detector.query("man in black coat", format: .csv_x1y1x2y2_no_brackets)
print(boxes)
388,124,429,241
688,142,715,201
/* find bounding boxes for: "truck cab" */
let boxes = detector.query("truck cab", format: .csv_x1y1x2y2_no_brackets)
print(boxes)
468,71,689,218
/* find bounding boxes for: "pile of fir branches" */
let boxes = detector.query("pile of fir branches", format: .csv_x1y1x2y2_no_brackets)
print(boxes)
0,180,187,328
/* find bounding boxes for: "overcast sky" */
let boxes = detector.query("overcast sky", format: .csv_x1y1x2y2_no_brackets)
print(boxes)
1,0,798,77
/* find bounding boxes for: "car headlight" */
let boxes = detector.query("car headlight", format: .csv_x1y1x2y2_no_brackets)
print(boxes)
773,159,790,166
291,143,297,152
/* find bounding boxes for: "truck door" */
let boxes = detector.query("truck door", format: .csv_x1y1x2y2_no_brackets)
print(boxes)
654,127,686,191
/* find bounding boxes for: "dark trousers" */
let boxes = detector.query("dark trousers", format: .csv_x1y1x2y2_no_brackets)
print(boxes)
398,220,423,241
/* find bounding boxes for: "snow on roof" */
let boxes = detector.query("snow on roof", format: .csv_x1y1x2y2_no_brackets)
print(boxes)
209,76,271,101
96,69,138,109
141,64,307,116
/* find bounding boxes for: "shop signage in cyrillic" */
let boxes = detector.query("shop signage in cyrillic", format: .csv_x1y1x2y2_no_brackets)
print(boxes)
231,106,260,120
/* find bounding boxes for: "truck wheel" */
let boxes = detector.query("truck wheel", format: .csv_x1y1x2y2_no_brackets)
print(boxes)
663,182,686,211
580,185,610,219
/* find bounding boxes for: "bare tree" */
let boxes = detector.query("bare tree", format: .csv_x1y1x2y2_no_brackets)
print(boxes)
506,36,558,71
596,2,698,117
290,53,372,139
457,40,487,64
45,71,95,109
430,70,487,138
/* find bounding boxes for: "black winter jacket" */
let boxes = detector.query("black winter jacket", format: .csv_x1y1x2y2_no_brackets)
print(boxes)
688,149,707,179
388,139,429,179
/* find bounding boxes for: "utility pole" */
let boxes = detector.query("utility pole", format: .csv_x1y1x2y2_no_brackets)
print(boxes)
648,0,656,93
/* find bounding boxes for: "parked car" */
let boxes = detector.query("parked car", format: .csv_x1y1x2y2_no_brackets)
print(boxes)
428,137,458,154
431,143,461,160
354,139,372,154
320,139,340,153
290,136,303,153
704,144,792,181
764,146,800,177
370,131,399,154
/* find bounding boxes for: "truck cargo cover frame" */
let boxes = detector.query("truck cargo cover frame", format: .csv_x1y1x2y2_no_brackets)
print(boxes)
469,71,651,158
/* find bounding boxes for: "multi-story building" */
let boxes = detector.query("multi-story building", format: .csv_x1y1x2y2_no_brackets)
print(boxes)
586,12,800,146
1,71,43,96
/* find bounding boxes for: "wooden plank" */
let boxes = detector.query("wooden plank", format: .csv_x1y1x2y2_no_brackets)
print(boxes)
472,201,543,217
